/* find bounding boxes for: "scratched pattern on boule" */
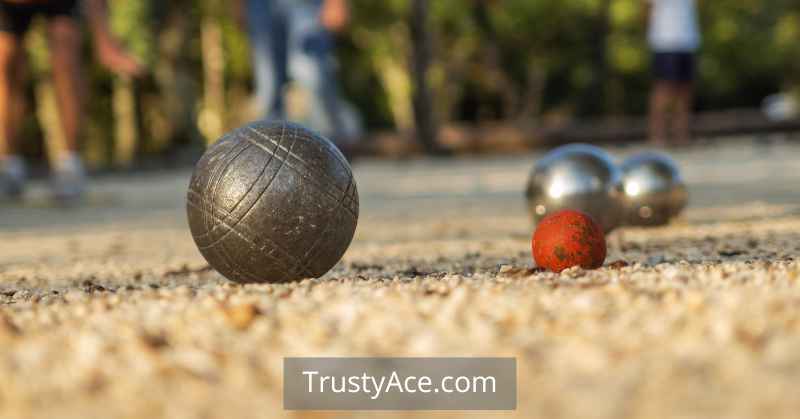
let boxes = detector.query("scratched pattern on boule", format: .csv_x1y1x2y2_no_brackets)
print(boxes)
187,197,301,279
191,124,287,244
193,125,305,279
247,125,358,218
188,194,308,276
240,123,357,277
197,139,253,280
202,139,255,281
246,125,358,219
189,121,357,281
294,176,357,277
212,125,301,279
199,136,250,240
244,124,358,277
245,126,357,218
189,187,312,279
198,128,293,281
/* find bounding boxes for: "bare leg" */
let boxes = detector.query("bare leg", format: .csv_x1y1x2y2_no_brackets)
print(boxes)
0,32,25,158
47,17,84,154
648,81,672,146
47,17,87,201
673,82,693,145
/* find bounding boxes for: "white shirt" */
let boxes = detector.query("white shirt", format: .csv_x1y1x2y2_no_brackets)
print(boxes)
648,0,701,52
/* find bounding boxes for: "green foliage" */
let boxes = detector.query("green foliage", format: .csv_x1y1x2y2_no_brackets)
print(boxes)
18,0,800,164
110,0,155,67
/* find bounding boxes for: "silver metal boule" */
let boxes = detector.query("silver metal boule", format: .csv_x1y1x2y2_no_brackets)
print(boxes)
620,151,688,226
525,143,623,233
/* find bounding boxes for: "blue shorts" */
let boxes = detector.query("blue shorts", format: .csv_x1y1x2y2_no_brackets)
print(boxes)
652,52,695,83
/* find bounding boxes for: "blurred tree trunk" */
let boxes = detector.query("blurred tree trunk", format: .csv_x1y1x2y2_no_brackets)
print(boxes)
409,0,442,153
585,0,611,116
27,23,71,166
472,0,518,120
353,20,414,131
373,30,414,131
109,0,156,167
147,4,201,150
112,75,137,168
376,55,413,130
200,15,226,144
520,60,547,121
35,79,67,166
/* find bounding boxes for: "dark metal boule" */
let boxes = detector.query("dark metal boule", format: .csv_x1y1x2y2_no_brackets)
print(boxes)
187,121,359,283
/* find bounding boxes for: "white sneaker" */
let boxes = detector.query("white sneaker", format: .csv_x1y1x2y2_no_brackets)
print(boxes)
0,155,26,200
52,153,87,202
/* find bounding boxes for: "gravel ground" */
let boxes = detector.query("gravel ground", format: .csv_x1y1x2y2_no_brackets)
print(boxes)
1,139,800,419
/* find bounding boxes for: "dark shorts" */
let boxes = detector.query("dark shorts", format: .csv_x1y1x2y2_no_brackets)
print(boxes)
652,52,695,83
0,0,79,36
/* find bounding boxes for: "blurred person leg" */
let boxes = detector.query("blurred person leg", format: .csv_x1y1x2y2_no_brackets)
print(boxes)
671,53,695,145
47,10,86,201
247,0,289,120
286,1,351,148
46,0,141,201
673,83,693,145
0,32,25,158
648,81,671,146
84,0,142,76
0,3,31,199
48,16,83,156
0,0,139,202
649,52,695,146
645,0,700,147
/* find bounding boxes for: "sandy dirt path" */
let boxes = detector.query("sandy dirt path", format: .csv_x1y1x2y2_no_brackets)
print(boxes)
1,139,800,418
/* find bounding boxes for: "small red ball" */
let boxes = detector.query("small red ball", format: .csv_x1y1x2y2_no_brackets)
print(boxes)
532,209,607,273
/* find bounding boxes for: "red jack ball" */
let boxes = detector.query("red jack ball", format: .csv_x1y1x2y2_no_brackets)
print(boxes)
532,209,607,273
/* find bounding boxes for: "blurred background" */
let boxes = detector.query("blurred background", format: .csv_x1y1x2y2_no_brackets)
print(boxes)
13,0,800,169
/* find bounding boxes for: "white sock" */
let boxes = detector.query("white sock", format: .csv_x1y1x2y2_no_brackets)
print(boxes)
56,152,85,173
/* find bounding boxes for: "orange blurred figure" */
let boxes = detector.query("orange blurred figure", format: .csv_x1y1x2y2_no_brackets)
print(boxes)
0,0,142,202
645,0,701,147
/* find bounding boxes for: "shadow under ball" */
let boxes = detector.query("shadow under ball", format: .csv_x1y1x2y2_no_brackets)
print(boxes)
525,144,623,234
620,152,688,226
187,121,359,284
